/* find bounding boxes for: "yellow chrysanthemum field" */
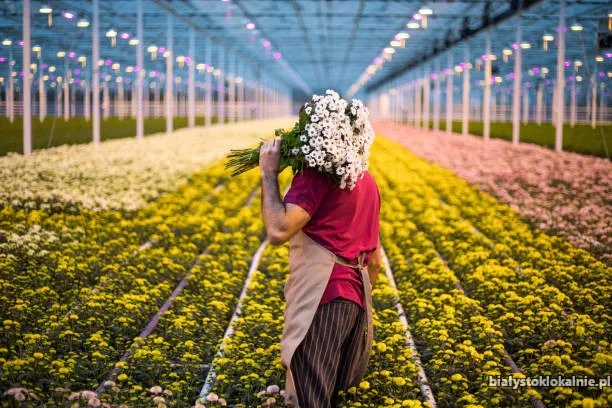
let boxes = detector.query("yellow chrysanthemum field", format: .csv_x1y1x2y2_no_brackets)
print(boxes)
1,119,610,407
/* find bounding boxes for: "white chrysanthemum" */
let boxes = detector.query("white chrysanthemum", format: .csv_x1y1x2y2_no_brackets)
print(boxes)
296,91,374,190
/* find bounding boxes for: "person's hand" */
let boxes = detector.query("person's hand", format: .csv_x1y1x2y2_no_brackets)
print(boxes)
259,137,281,176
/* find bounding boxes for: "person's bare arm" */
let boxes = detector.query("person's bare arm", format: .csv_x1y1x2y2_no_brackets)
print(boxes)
259,137,311,245
367,237,382,288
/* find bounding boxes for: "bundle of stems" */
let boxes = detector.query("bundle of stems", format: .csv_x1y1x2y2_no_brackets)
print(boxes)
225,124,304,177
225,141,264,177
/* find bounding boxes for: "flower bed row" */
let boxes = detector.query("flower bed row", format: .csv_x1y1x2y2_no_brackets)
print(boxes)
0,164,229,364
0,164,229,329
1,167,263,405
373,121,611,263
200,242,427,408
0,117,294,212
369,140,611,407
374,139,611,335
92,174,294,407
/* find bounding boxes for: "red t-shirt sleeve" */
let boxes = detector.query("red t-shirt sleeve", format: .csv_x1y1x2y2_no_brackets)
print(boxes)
283,168,330,217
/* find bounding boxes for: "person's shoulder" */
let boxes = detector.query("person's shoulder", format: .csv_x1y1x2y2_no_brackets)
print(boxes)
297,167,330,183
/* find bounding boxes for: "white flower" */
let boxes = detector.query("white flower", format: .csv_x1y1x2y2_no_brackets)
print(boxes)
150,386,163,395
266,385,280,393
305,106,312,114
300,92,374,190
291,148,300,155
299,135,308,142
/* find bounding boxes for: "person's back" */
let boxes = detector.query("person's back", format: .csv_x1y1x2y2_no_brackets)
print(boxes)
284,167,380,310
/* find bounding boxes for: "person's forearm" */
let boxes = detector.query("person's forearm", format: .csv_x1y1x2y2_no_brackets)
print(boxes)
261,172,288,243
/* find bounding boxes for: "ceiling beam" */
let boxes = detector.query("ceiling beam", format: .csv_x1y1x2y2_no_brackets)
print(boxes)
366,0,545,92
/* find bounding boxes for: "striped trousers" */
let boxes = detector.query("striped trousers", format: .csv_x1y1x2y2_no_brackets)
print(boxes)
289,299,367,408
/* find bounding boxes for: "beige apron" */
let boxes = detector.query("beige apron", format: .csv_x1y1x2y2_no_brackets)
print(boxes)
281,230,374,406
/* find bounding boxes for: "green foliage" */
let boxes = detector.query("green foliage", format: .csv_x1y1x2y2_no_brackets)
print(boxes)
418,120,611,158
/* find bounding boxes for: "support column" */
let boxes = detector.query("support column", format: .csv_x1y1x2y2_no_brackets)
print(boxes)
92,0,100,144
56,80,62,117
205,39,212,127
536,82,543,125
39,57,45,122
590,76,597,129
23,0,32,154
70,76,76,117
512,12,522,145
462,47,470,136
165,13,173,135
570,81,576,127
8,59,14,122
555,0,565,151
433,61,441,131
228,53,235,123
188,27,195,128
63,70,70,120
217,47,225,124
446,56,453,133
84,82,90,120
136,0,144,138
483,31,492,139
522,88,529,123
599,83,605,125
423,66,430,129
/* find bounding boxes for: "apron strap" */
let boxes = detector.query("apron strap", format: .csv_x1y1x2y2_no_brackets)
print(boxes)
334,251,367,270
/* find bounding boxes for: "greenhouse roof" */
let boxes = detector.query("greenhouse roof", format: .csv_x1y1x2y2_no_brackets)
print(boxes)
0,0,610,98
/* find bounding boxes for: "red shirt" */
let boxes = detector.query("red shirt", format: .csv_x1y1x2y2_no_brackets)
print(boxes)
284,168,381,310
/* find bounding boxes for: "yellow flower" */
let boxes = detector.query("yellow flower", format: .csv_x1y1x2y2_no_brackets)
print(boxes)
359,381,370,390
450,374,463,382
117,374,128,382
393,377,407,386
582,398,595,408
33,352,44,359
376,343,387,353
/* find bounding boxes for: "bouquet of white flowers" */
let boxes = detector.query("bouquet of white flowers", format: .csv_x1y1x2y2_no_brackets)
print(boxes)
225,90,375,190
